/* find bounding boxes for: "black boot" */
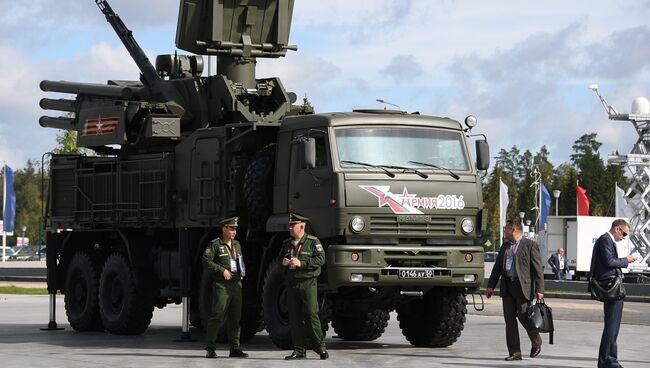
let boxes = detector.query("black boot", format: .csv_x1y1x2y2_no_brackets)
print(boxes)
205,349,217,359
229,348,249,358
284,352,306,360
318,350,329,360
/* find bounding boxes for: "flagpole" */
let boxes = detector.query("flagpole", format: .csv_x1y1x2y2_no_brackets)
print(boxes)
576,180,578,217
2,163,6,263
537,179,548,230
499,177,503,246
614,181,617,217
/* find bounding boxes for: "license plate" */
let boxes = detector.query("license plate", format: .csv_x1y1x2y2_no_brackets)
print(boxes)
398,269,434,279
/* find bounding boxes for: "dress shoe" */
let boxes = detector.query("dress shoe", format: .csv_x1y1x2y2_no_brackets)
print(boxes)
205,349,217,359
530,345,541,358
284,352,306,360
316,350,329,360
229,348,249,358
504,353,522,361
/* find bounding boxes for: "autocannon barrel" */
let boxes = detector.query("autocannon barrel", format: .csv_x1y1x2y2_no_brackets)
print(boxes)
39,116,76,131
40,80,137,100
39,98,76,112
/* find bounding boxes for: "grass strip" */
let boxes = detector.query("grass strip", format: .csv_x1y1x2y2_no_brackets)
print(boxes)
0,286,49,295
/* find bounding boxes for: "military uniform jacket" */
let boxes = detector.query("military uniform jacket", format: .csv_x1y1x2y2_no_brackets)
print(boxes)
282,234,325,282
203,237,243,281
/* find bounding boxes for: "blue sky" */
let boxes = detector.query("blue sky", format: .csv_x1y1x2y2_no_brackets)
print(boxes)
2,0,650,170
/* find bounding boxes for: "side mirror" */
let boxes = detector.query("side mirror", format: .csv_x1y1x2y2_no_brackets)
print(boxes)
301,138,316,169
476,139,490,171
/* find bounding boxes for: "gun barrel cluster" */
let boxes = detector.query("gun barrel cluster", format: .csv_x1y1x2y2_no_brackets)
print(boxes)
40,80,139,100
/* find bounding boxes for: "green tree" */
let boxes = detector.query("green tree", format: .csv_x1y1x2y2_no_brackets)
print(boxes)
13,160,45,246
552,163,578,216
535,146,555,184
571,133,607,215
52,130,81,154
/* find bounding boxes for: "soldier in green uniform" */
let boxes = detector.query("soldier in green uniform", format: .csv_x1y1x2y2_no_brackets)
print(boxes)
202,216,249,359
282,213,329,360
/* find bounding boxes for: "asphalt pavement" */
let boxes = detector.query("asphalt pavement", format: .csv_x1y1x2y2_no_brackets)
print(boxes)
0,294,649,368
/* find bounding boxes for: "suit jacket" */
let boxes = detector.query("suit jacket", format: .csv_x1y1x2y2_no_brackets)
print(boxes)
487,237,545,301
547,253,569,273
590,232,629,279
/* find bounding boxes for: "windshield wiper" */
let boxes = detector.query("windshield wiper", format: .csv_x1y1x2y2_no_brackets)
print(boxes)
408,160,460,180
341,160,395,178
382,165,428,179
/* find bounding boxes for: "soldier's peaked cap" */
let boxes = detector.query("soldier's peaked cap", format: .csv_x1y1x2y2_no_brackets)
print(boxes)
289,213,308,224
219,216,239,227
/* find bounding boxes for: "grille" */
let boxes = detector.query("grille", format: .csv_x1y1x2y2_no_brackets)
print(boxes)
369,215,456,235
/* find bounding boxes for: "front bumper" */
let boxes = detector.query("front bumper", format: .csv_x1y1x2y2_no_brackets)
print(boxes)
326,244,484,289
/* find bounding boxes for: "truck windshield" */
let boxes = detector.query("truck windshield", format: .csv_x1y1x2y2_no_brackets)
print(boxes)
334,126,469,171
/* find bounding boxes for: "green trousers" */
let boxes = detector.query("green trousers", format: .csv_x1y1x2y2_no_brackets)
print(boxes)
205,280,242,350
287,277,325,354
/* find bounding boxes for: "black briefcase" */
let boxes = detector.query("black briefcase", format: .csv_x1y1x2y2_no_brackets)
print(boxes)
524,299,554,344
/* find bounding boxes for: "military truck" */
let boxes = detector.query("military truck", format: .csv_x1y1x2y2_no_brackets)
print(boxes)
40,0,490,348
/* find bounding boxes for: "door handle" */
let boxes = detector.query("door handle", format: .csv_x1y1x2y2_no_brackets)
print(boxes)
293,192,301,199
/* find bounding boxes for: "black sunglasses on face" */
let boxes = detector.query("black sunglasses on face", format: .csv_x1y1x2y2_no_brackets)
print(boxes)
619,227,628,237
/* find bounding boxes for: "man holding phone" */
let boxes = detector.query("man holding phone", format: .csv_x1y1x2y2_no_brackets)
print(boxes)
281,213,328,360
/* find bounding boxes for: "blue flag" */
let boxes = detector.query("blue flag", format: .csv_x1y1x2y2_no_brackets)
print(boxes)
540,183,551,231
3,165,16,233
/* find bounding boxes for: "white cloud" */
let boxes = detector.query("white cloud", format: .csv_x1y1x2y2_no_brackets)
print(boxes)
3,0,650,170
258,53,342,106
380,55,424,84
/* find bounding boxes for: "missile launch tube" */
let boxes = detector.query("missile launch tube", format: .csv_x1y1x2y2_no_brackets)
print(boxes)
40,80,136,99
39,116,76,131
39,98,76,112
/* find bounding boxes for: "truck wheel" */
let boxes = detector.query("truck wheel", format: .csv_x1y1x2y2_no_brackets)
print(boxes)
99,253,153,334
396,287,467,347
331,306,390,341
197,271,258,343
64,252,104,331
244,144,276,236
262,260,293,349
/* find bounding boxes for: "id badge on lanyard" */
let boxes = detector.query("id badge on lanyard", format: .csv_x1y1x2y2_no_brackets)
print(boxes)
505,256,513,271
226,244,238,273
505,241,519,271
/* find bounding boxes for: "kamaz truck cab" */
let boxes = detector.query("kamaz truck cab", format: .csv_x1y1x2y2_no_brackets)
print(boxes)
262,110,489,347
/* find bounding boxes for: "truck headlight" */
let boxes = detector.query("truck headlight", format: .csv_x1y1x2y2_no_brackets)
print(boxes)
461,218,474,234
350,216,365,233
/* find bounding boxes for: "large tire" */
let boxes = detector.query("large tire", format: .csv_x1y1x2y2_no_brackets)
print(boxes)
331,305,390,341
397,287,467,347
64,252,104,331
197,271,258,343
262,260,293,349
244,144,276,236
98,253,153,334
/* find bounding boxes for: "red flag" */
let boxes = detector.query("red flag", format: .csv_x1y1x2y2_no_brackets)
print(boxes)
576,184,590,216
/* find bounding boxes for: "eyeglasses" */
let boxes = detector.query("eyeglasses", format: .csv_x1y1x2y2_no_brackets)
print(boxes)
618,227,628,237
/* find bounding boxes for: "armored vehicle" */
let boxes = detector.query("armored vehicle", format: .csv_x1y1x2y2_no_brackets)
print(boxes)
40,0,490,348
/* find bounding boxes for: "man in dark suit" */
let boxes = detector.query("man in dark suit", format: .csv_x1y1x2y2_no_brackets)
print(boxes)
486,219,544,361
547,247,569,280
591,219,636,368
